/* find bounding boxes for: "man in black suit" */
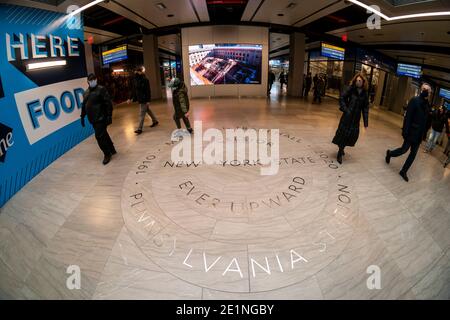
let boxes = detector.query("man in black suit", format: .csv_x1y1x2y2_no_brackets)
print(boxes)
385,83,432,182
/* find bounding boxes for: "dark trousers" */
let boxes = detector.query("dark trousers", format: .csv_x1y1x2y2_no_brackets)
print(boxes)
93,122,115,156
389,139,420,173
304,85,311,97
173,113,191,130
313,91,322,103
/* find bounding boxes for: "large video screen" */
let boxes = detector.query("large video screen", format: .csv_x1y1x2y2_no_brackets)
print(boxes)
188,44,262,85
102,45,128,65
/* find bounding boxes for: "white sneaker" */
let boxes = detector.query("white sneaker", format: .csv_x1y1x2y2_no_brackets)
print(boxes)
171,129,182,141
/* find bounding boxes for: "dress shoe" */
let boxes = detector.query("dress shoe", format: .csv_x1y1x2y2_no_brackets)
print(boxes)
150,121,159,128
385,150,391,164
102,154,112,165
399,171,409,182
111,148,117,155
337,151,343,164
134,129,142,135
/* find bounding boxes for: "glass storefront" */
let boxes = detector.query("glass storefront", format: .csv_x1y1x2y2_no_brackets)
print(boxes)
308,51,344,99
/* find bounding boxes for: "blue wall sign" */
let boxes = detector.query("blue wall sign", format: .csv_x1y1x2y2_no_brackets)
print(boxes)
0,4,93,207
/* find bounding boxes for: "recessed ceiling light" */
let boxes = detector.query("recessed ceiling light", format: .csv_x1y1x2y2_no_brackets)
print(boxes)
167,14,174,17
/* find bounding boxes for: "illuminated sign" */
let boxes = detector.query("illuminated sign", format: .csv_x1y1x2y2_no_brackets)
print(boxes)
321,43,345,60
397,63,422,78
102,45,127,65
439,88,450,100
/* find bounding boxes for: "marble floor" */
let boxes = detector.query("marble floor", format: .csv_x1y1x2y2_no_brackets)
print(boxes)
0,93,449,300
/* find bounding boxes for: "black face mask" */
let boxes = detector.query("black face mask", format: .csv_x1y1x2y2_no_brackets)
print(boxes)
420,90,429,98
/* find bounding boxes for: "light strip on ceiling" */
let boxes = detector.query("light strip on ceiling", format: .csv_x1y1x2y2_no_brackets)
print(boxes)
27,60,67,71
67,0,106,18
348,0,450,21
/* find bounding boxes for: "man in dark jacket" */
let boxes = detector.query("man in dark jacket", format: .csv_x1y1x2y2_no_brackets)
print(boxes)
80,73,116,165
424,106,449,153
385,83,432,182
129,66,158,135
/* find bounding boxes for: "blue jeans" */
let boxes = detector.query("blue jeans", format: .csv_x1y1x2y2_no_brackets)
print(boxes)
425,129,441,151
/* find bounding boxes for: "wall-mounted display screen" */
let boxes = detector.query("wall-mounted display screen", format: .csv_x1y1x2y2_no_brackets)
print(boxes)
444,100,450,110
102,45,128,65
439,88,450,100
397,63,422,78
321,43,345,60
188,44,262,85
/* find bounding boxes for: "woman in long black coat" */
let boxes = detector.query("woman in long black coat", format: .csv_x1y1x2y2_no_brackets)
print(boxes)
332,73,369,164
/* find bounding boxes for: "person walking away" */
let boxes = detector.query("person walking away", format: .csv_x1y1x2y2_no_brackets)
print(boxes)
304,72,312,99
268,70,276,95
128,66,159,135
322,75,328,97
80,73,116,165
385,83,432,182
169,77,193,134
279,72,287,91
313,76,325,104
424,106,449,153
332,73,369,164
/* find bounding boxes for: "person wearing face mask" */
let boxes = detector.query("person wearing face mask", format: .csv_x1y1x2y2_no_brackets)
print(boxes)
128,66,159,135
332,73,369,164
168,77,193,134
80,73,116,165
385,83,432,182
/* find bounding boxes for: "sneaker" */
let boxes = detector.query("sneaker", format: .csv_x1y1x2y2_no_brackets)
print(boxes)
134,129,142,135
102,154,112,165
399,171,409,182
385,150,391,164
150,121,159,128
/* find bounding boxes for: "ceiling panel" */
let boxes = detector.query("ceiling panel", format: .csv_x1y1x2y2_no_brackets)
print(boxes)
241,0,349,27
269,32,289,50
158,33,180,54
328,19,450,47
104,0,205,28
378,50,450,68
84,26,122,44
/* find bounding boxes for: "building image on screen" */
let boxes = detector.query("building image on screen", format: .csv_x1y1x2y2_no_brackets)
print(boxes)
189,44,262,85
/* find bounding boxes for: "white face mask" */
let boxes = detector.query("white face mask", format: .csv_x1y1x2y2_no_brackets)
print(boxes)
88,80,97,88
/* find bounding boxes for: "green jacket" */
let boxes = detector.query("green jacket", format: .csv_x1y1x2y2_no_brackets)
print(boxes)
173,83,189,114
